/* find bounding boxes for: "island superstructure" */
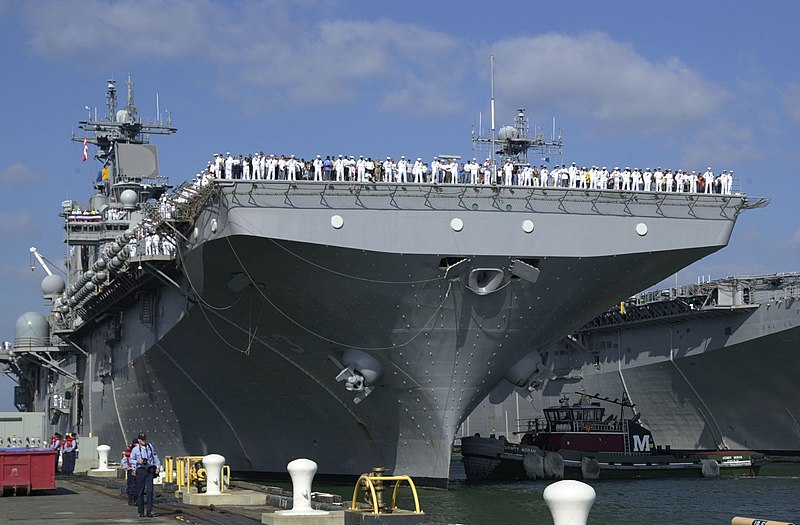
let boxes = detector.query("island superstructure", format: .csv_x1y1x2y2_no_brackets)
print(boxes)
0,76,764,486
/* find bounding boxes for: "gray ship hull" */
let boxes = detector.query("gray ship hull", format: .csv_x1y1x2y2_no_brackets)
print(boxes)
11,181,755,486
541,273,800,456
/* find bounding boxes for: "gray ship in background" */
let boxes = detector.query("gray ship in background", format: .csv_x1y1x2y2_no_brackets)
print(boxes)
536,272,800,458
0,77,765,486
465,272,799,460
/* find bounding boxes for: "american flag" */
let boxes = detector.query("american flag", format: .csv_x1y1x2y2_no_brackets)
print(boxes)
82,138,88,162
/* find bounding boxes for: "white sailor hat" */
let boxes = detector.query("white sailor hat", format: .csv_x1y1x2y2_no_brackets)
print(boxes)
386,156,390,160
360,155,364,158
316,154,321,158
417,157,421,161
707,166,712,170
338,154,343,158
572,162,576,165
401,155,405,158
472,158,476,161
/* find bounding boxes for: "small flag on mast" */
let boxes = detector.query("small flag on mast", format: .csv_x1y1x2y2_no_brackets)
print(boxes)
82,138,88,162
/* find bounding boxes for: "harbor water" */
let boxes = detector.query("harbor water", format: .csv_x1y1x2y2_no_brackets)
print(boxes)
262,463,800,524
422,472,799,524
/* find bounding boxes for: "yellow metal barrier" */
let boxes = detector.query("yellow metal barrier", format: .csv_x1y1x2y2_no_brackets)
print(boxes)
164,456,175,483
350,470,422,514
172,456,231,494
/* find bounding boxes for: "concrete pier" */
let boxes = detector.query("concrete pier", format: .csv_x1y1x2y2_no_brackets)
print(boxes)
0,475,454,525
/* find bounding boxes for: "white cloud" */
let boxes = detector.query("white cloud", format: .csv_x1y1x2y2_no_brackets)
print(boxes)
22,1,468,114
487,32,727,134
0,163,45,186
24,0,209,59
213,16,468,114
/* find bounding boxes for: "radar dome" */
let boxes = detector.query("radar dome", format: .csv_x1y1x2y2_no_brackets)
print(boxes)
120,189,138,208
41,274,65,295
498,126,519,141
15,312,49,343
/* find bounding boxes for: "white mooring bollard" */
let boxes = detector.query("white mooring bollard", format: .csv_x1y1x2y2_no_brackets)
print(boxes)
97,444,111,470
276,458,328,516
543,480,596,525
203,454,225,495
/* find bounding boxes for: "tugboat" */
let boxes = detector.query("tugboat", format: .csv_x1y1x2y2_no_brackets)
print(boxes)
460,392,766,481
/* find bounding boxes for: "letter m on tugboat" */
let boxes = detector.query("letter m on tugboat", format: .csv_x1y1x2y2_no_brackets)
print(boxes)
632,434,651,452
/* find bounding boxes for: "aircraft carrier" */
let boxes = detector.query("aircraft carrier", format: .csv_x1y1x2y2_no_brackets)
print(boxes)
535,272,800,458
0,77,765,486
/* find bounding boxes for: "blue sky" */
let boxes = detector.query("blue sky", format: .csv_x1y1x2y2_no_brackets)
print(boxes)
1,0,799,410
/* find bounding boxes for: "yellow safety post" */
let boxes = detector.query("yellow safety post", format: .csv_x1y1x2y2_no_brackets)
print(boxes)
163,456,175,484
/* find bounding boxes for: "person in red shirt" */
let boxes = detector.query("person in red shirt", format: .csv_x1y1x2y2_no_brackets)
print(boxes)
49,433,62,473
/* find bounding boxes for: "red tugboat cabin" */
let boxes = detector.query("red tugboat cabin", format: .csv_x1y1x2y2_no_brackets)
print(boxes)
521,395,656,455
